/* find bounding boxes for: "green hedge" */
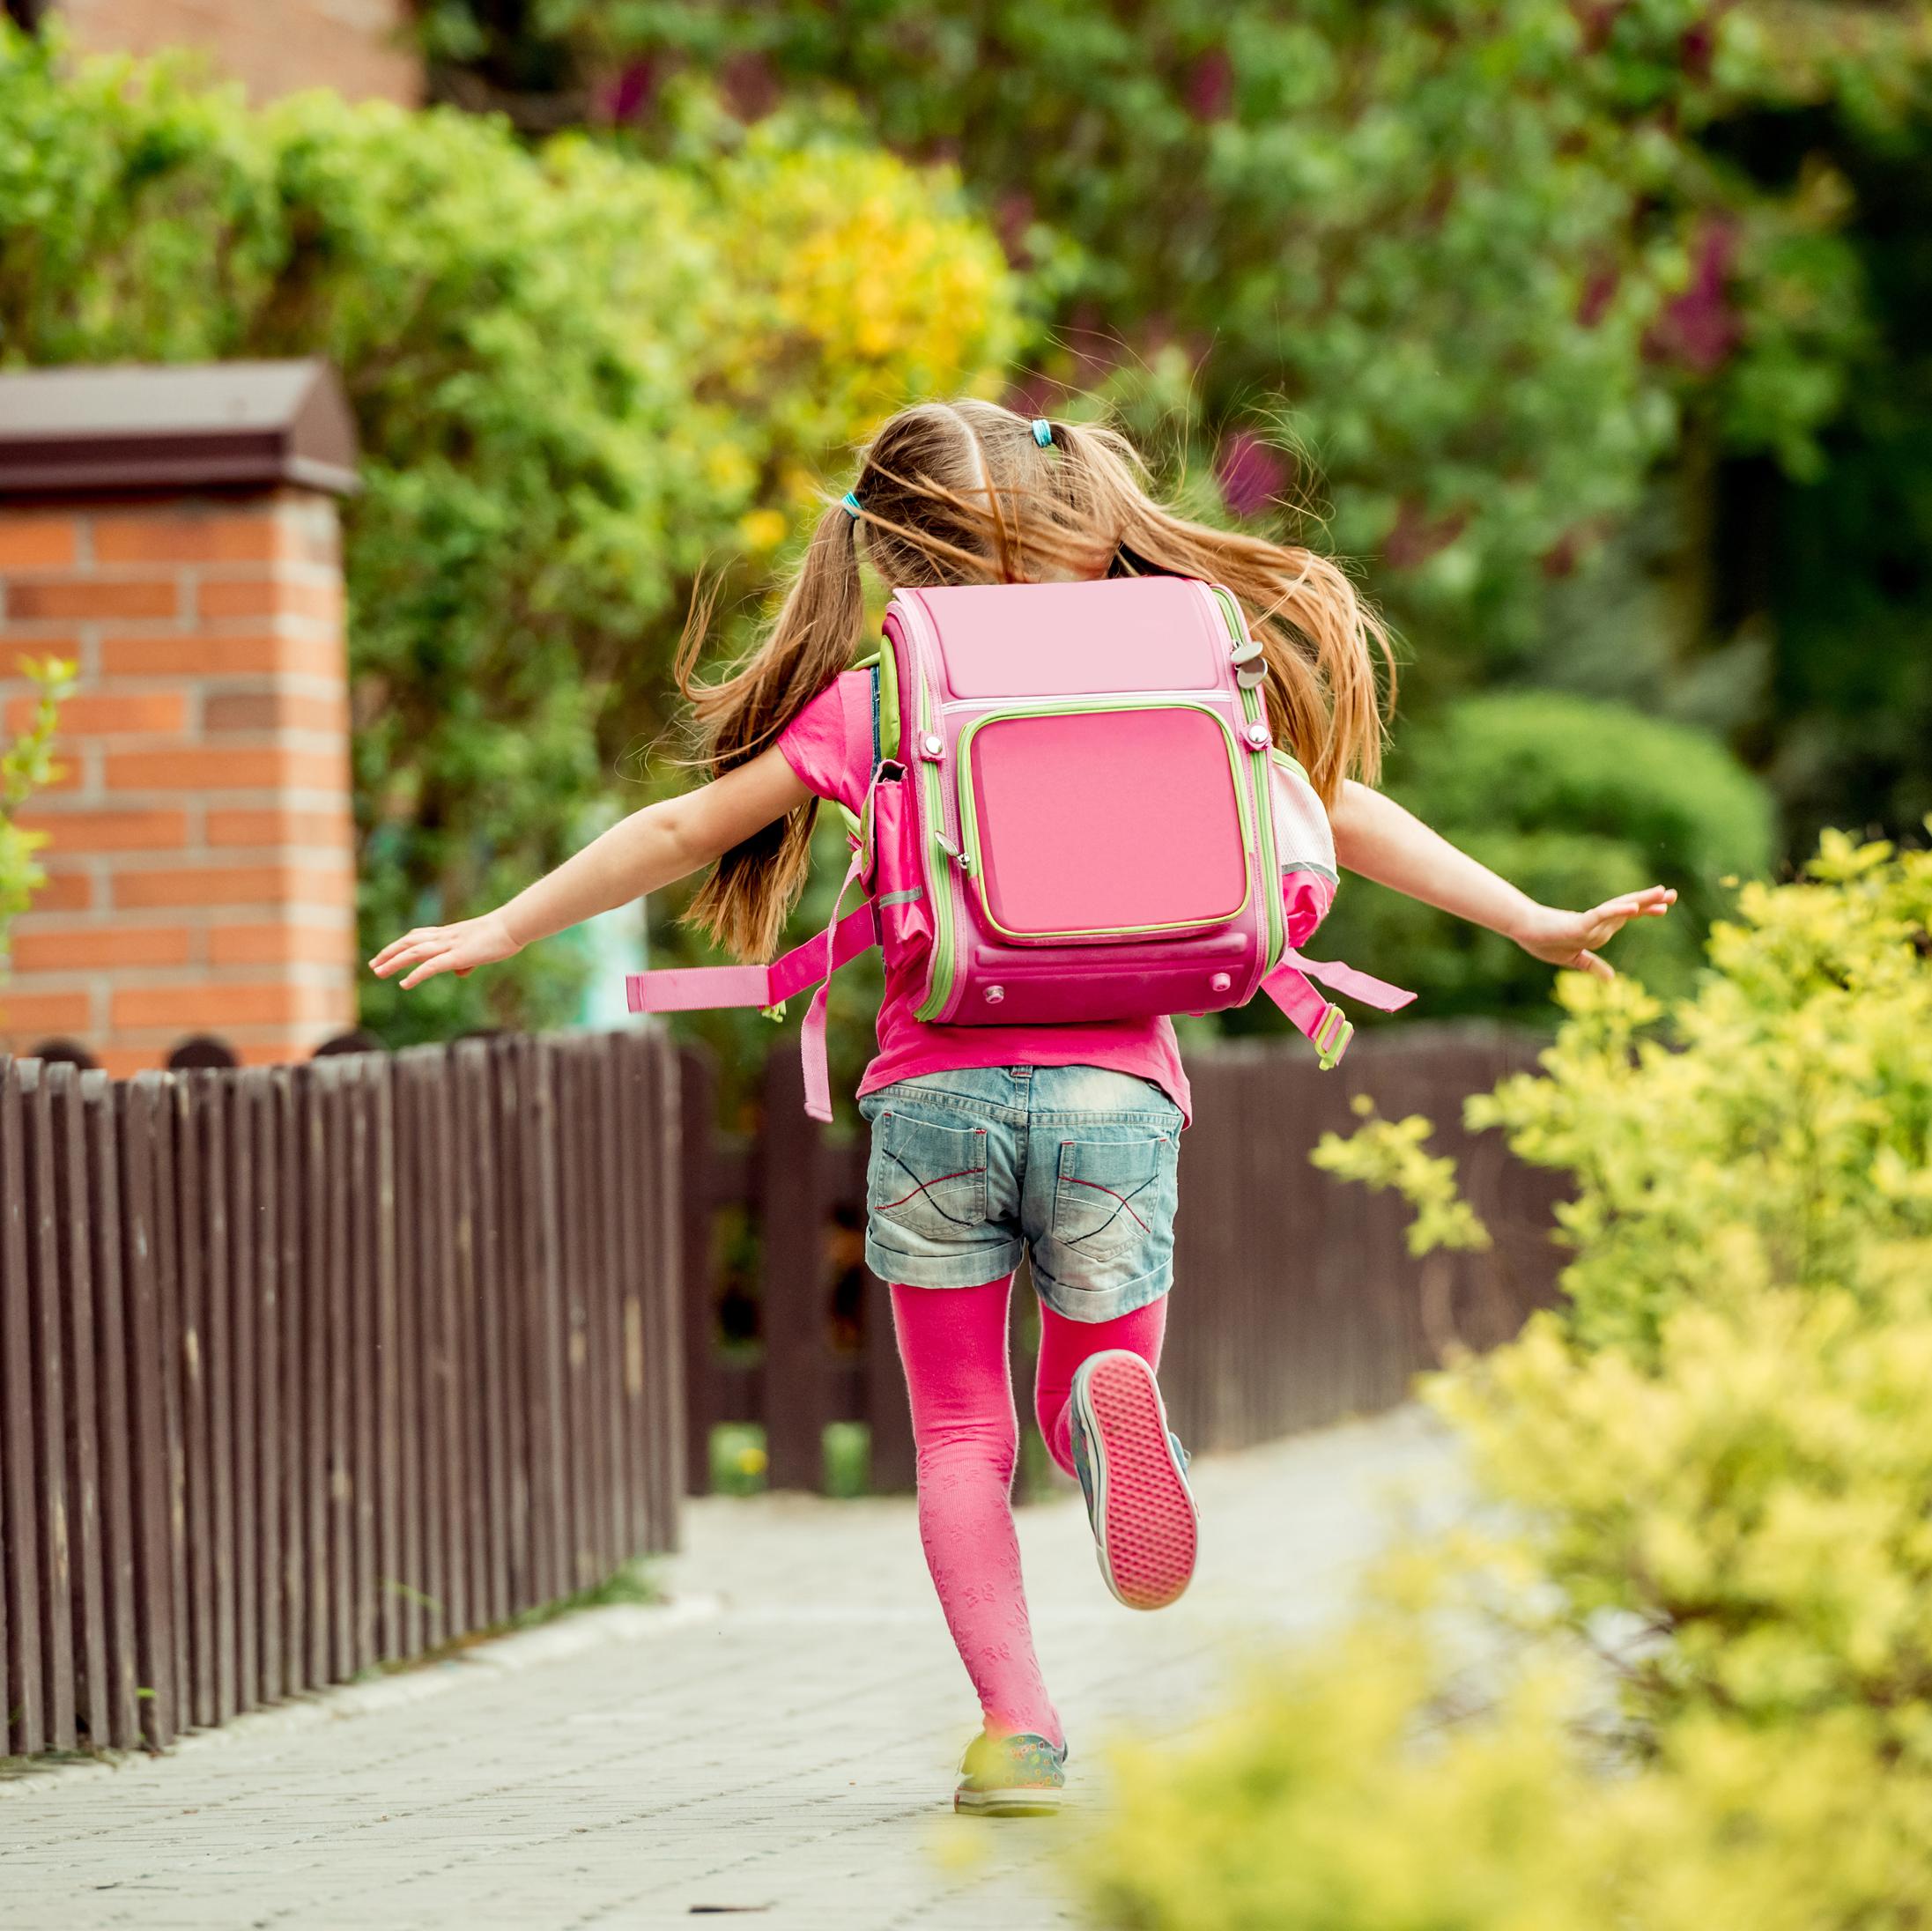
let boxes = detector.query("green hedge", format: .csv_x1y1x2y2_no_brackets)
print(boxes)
1314,692,1777,1024
0,27,1020,1039
438,2,1882,650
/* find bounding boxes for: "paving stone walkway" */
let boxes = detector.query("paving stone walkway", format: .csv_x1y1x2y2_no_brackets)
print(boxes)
1,1407,1460,1930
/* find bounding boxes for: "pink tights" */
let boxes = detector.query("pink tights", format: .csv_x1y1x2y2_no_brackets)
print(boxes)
890,1275,1166,1748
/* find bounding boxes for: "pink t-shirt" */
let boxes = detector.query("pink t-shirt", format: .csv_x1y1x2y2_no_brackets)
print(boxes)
778,670,1194,1121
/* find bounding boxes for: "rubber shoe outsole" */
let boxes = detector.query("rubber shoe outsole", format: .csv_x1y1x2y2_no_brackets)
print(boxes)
1071,1352,1197,1611
953,1785,1066,1817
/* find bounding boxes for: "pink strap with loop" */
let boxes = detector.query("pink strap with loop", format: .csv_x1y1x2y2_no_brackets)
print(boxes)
624,899,879,1017
1289,954,1415,1012
1259,952,1414,1070
797,846,870,1121
625,847,881,1122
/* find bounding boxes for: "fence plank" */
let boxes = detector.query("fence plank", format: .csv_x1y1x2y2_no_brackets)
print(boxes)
318,1061,352,1681
677,1048,718,1498
297,1062,329,1687
1,1060,45,1756
587,1039,625,1570
171,1074,213,1728
611,1034,648,1557
430,1048,470,1635
200,1073,240,1725
649,1034,686,1541
250,1069,282,1707
491,1039,533,1615
273,1064,306,1693
369,1057,403,1661
392,1051,426,1656
145,1074,192,1726
48,1062,107,1748
81,1070,139,1749
20,1063,77,1750
344,1058,380,1676
444,1047,477,1630
759,1050,826,1492
401,1048,447,1647
528,1035,559,1610
116,1075,176,1749
227,1071,259,1714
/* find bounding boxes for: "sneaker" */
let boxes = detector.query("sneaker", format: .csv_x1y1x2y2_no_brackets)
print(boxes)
1067,1350,1198,1610
953,1730,1068,1816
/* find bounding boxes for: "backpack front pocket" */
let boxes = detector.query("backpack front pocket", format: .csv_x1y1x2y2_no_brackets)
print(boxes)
869,1113,988,1241
959,702,1255,944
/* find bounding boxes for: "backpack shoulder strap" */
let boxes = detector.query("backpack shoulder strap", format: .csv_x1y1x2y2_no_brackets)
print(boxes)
832,651,898,840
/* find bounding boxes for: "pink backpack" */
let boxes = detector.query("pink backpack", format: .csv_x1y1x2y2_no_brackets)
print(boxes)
629,576,1411,1118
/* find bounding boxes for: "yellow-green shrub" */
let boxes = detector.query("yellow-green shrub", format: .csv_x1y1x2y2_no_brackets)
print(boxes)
0,657,72,977
1470,831,1932,1353
1440,1254,1932,1758
1082,1626,1932,1931
1077,834,1932,1927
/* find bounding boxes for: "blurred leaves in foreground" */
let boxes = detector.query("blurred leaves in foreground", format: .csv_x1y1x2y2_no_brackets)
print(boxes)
1083,831,1932,1927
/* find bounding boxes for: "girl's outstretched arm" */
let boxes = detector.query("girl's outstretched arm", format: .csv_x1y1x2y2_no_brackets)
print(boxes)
369,746,811,990
1328,780,1676,980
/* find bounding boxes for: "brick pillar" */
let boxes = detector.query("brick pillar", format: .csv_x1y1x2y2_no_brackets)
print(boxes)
0,489,357,1075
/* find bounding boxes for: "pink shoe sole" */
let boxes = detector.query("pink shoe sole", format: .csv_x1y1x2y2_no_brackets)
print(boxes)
1073,1353,1198,1611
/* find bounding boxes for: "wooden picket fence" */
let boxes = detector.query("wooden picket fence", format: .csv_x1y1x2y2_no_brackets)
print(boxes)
2,1017,1558,1761
0,1028,682,1760
678,1025,1565,1494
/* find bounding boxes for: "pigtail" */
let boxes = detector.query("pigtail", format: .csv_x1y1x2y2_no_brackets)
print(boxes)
677,498,866,960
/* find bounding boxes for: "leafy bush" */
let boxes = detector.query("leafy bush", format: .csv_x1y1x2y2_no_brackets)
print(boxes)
433,2,1884,647
1316,692,1775,1024
0,27,1019,1039
0,656,73,977
1083,1625,1932,1931
1080,832,1932,1927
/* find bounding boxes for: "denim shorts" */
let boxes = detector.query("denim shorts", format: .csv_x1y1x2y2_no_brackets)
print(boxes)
856,1065,1182,1323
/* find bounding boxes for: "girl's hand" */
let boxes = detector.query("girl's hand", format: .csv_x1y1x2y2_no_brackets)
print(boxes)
369,911,522,989
1511,886,1677,980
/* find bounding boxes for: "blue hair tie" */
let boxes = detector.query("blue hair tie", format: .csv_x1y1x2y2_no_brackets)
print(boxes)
1031,418,1055,448
839,489,862,519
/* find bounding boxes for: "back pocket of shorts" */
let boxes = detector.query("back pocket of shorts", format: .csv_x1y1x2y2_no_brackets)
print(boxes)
1051,1136,1170,1262
870,1112,989,1240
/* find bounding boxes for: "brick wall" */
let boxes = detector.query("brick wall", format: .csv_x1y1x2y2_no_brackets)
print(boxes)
54,0,422,107
0,490,358,1074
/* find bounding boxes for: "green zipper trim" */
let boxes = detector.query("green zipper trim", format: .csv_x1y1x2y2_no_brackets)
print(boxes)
1210,586,1286,972
911,643,960,1021
953,698,1258,944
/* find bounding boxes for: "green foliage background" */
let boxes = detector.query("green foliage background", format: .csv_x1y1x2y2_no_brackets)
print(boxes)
420,1,1930,869
0,26,1019,1039
4,4,1928,1054
0,658,72,979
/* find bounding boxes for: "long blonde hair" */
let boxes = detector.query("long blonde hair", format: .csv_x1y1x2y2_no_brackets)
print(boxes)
677,398,1395,960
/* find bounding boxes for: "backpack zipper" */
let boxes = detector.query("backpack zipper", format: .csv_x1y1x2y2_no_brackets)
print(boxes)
1210,585,1286,973
909,625,964,1021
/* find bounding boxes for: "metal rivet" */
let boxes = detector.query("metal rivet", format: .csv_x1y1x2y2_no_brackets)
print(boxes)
922,733,944,758
983,985,1005,1004
1210,972,1232,994
1244,722,1270,749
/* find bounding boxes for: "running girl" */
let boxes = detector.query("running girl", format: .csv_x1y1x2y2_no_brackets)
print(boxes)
371,400,1674,1815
